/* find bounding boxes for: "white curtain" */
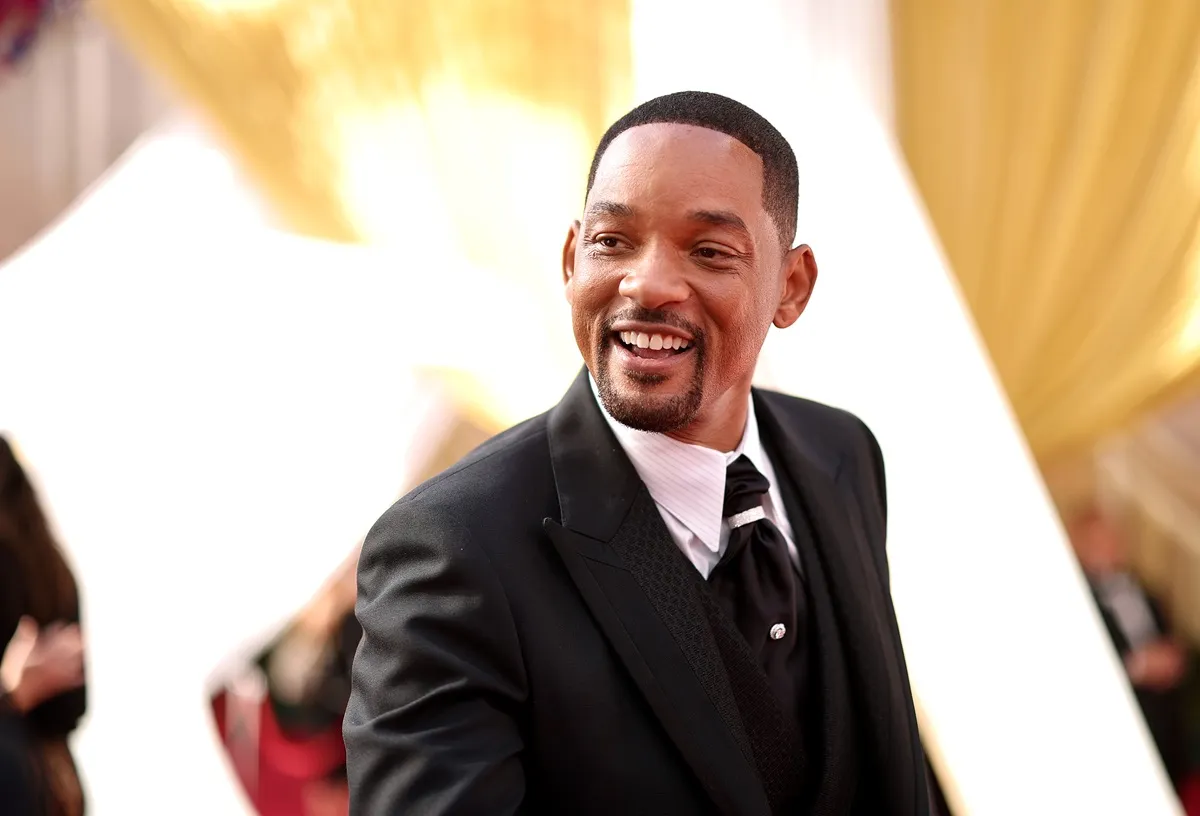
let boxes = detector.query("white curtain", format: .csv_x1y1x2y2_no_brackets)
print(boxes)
0,122,567,815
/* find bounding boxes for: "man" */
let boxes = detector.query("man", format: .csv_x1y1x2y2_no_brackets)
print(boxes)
1068,508,1189,787
346,91,930,815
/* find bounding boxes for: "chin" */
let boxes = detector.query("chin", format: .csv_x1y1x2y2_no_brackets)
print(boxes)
618,368,671,388
600,370,701,434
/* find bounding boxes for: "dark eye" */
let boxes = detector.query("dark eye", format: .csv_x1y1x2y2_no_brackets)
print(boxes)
584,234,629,259
695,246,729,261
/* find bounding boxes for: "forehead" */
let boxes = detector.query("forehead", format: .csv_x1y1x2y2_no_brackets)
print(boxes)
588,123,766,217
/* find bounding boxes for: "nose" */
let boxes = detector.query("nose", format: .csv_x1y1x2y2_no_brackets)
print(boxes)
617,243,690,309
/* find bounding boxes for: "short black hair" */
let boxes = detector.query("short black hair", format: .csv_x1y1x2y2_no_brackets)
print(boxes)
585,91,799,248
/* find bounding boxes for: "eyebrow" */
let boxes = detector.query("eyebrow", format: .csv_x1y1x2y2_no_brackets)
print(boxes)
585,202,752,239
687,209,751,238
584,200,635,220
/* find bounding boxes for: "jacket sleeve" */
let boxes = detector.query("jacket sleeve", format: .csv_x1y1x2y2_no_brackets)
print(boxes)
853,418,890,584
29,572,87,738
0,543,87,739
344,493,529,815
26,663,87,738
860,421,887,531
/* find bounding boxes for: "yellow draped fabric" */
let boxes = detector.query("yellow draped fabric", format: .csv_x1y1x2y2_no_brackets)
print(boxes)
892,0,1200,464
93,0,630,427
94,0,630,246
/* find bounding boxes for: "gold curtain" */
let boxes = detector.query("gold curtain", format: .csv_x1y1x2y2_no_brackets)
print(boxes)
893,0,1200,464
94,0,631,428
94,0,630,246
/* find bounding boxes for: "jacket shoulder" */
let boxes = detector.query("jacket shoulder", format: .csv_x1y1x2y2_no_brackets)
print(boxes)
370,411,554,536
754,388,876,450
754,387,887,531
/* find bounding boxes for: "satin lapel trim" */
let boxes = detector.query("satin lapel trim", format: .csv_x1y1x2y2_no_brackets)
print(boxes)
753,392,923,814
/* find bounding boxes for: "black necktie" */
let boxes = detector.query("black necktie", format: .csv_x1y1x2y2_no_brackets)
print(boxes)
708,454,803,726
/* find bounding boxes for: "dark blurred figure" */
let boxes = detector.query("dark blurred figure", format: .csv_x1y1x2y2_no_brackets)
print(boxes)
260,550,359,816
211,549,359,816
1069,507,1189,787
0,436,87,816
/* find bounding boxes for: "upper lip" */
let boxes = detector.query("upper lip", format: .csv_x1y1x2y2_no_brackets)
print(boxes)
610,322,694,343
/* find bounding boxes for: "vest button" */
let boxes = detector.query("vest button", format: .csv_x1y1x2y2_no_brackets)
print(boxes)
769,623,787,640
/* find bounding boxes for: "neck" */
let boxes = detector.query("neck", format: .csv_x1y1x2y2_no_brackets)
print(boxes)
666,386,751,452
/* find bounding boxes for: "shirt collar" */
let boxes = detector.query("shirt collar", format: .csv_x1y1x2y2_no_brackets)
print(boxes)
589,375,769,554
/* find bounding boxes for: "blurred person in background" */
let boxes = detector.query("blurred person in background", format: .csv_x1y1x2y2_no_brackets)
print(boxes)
211,413,493,816
1068,507,1189,788
0,436,87,816
208,550,360,816
262,549,360,816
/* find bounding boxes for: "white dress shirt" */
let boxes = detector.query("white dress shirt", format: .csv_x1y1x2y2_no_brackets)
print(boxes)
1095,572,1161,651
590,377,798,579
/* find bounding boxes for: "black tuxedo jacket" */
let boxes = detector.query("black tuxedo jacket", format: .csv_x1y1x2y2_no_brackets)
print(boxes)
345,370,929,815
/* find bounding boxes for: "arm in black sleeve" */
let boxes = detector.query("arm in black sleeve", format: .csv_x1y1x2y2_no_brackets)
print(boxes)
858,419,887,529
344,494,528,815
0,543,24,661
27,581,87,738
0,543,86,738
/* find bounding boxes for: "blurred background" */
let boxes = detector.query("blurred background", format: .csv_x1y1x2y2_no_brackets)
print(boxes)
3,0,1200,813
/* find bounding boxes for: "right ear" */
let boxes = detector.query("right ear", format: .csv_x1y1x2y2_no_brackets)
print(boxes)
562,220,581,303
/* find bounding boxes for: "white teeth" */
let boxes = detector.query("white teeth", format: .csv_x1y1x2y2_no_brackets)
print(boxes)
617,330,690,350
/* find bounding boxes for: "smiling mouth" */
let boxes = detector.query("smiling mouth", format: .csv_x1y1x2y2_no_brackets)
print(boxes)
612,330,694,360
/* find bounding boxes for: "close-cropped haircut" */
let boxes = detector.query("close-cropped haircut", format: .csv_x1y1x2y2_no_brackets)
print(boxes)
585,91,799,248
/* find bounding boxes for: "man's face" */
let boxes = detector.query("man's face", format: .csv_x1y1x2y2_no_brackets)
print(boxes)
1072,514,1129,576
563,122,813,439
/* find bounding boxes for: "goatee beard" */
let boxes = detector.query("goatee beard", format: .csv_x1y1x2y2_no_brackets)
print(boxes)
593,310,705,434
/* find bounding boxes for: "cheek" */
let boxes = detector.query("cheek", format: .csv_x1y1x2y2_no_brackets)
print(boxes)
700,289,773,379
707,292,761,349
570,264,620,316
568,265,615,347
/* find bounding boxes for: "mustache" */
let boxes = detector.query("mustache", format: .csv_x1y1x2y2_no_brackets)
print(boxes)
601,308,704,346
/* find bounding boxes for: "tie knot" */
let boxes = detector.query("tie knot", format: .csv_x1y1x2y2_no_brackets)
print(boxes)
723,454,770,519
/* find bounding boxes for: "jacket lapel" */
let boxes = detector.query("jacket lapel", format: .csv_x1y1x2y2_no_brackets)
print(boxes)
753,391,926,816
544,370,771,816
